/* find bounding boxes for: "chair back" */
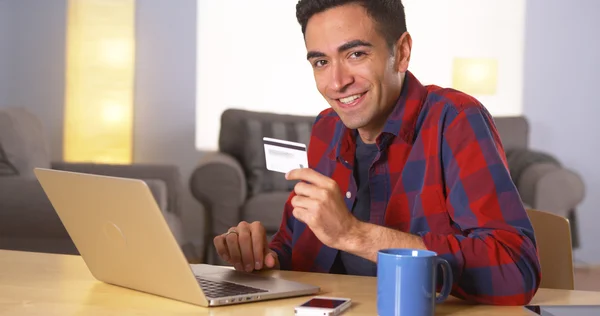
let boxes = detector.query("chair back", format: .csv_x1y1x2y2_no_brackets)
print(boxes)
526,208,575,289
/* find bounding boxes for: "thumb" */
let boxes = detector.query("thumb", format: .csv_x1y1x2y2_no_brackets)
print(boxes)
264,249,279,269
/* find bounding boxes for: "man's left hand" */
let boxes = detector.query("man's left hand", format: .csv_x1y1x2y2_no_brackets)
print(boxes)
285,168,359,250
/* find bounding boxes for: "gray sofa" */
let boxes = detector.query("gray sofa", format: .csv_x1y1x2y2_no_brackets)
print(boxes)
0,107,198,261
190,109,585,264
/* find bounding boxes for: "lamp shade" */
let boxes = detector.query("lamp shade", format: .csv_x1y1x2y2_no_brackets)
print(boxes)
452,57,498,95
63,0,135,164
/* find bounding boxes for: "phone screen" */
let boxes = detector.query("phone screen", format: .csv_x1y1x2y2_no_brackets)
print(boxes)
301,298,347,309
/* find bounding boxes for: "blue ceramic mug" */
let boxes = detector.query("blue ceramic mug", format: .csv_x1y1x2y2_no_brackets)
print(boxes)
377,249,453,316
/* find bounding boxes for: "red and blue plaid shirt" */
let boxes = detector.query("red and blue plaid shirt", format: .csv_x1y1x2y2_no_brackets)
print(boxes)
269,71,541,305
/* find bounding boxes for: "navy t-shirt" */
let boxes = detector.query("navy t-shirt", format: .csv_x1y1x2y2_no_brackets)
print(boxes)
330,135,379,276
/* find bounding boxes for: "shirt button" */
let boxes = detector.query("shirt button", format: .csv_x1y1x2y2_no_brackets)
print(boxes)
346,191,352,199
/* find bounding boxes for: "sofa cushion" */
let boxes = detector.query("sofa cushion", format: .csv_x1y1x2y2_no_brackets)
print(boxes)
242,118,313,195
0,108,51,178
219,109,316,196
493,116,529,150
242,192,289,232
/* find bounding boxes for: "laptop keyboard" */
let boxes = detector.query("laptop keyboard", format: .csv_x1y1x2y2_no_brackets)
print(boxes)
197,277,268,298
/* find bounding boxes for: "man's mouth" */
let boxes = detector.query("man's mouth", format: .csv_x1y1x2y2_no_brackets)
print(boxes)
337,92,366,107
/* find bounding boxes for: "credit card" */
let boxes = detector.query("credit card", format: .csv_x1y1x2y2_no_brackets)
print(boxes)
263,137,308,174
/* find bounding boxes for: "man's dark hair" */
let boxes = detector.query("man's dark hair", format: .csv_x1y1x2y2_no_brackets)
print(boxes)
296,0,407,50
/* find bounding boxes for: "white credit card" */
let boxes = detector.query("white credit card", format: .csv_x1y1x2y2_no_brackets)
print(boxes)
263,137,308,174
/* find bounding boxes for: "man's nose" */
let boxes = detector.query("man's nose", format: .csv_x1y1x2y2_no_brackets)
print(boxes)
330,62,354,92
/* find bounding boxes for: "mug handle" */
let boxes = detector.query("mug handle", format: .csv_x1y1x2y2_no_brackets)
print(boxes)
435,257,453,303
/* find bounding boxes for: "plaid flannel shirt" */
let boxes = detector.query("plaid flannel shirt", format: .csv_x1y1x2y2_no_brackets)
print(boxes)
269,71,541,305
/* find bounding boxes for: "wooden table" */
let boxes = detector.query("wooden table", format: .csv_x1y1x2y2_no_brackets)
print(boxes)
1,250,600,315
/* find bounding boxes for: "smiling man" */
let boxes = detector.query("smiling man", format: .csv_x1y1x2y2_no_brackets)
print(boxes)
213,0,541,305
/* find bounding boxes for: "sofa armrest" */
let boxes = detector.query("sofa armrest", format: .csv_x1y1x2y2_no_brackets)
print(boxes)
51,162,183,215
507,148,585,217
517,162,585,217
0,176,69,239
190,152,247,237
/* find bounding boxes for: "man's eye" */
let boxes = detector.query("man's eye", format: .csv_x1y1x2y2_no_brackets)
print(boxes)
314,60,327,67
350,51,365,59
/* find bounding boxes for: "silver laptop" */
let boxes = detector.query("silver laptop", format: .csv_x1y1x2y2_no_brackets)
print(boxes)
525,305,600,316
33,168,319,307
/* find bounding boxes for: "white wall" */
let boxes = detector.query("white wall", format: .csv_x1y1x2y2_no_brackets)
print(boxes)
134,0,206,252
523,0,600,263
195,0,526,150
195,0,327,150
0,0,8,106
2,0,67,162
404,0,525,117
134,0,200,179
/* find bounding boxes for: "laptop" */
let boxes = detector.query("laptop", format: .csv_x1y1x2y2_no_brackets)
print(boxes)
33,168,319,307
525,305,600,316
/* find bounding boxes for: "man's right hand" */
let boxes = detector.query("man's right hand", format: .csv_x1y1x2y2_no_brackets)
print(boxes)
213,221,280,272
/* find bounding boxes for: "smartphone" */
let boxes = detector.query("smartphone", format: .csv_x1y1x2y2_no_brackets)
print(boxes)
294,296,352,316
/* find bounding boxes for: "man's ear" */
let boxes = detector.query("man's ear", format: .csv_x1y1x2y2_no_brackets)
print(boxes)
393,32,412,72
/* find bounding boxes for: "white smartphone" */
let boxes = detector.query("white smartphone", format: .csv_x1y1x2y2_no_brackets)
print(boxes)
294,296,352,316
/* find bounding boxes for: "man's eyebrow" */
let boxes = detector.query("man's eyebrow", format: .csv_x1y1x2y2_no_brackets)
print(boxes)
306,51,326,60
337,39,373,52
306,40,373,60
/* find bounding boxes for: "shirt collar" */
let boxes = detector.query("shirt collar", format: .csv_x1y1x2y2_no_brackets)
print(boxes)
330,71,428,163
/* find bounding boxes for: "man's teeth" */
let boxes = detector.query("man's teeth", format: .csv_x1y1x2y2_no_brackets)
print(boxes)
339,94,362,104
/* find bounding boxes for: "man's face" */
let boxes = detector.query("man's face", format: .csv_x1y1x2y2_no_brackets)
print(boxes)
304,4,406,132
